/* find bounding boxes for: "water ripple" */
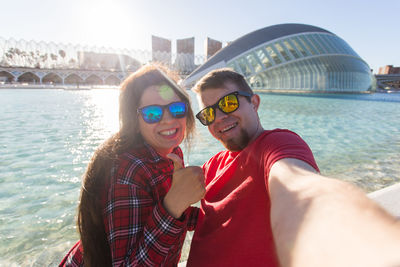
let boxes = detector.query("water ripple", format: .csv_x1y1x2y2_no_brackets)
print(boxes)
0,89,399,265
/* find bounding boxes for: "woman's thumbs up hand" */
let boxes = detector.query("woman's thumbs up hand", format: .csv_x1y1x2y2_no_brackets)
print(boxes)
163,153,206,219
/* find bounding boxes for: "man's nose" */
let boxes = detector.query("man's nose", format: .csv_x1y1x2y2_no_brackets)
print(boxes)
214,107,228,122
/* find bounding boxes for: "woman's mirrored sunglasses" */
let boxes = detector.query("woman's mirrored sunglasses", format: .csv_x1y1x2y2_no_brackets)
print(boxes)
138,101,187,124
196,91,253,126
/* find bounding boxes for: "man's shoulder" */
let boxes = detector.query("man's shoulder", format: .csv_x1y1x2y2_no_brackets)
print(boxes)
260,128,300,139
204,150,229,166
203,129,303,163
254,129,303,146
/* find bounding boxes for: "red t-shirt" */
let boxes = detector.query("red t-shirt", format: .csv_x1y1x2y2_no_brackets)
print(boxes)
187,129,319,267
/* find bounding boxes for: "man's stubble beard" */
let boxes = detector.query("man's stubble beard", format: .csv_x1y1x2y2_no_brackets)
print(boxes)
224,128,251,152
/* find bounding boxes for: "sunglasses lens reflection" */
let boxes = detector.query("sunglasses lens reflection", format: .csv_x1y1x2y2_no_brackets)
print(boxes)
197,93,240,126
141,106,162,123
219,94,239,113
199,108,215,125
140,102,187,124
169,102,187,118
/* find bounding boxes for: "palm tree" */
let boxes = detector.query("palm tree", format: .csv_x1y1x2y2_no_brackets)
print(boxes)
59,49,66,67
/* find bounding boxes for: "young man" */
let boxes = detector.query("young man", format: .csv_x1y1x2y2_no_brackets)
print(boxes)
187,69,400,267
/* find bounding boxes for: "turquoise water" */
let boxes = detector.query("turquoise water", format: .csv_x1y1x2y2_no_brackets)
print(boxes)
0,89,399,266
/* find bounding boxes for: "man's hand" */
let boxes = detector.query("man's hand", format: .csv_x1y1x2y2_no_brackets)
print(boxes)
163,153,206,219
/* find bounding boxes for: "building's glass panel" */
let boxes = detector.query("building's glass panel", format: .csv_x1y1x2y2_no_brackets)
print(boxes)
317,34,336,54
332,37,358,56
308,34,329,54
292,62,300,89
308,34,324,54
334,62,342,90
303,61,313,89
339,72,345,90
281,67,291,89
341,72,346,91
265,46,282,64
258,72,269,89
309,35,326,55
301,35,322,54
227,62,242,74
326,35,348,54
255,48,272,68
311,57,326,90
271,45,286,62
286,62,298,89
283,40,300,59
286,64,295,89
249,74,264,88
318,34,337,54
269,69,279,89
315,60,322,89
336,71,341,91
344,71,349,89
291,37,310,57
323,35,343,54
246,52,263,73
237,57,252,77
299,62,306,89
307,58,318,89
245,52,371,92
297,35,318,55
274,42,291,61
312,64,319,89
280,41,295,60
277,68,284,88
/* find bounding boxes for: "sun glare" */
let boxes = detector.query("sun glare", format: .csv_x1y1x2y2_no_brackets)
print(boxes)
81,0,134,49
86,90,120,136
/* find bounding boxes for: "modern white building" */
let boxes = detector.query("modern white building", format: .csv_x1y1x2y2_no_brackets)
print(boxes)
184,23,375,93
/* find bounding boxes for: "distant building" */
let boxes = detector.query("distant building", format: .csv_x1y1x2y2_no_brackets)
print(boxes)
177,37,195,54
78,52,140,71
376,65,400,90
378,65,400,74
185,23,374,93
175,37,195,74
205,37,222,59
152,35,171,65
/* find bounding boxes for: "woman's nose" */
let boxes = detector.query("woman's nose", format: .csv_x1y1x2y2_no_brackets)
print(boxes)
160,109,174,123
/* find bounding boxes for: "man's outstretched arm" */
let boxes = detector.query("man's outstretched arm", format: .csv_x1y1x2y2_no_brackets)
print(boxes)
269,158,400,267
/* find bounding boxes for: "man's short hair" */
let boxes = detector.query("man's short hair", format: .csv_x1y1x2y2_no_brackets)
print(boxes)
193,68,253,94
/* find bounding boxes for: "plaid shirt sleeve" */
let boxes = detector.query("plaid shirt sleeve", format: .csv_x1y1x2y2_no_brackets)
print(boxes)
59,241,84,267
104,154,195,266
185,206,199,231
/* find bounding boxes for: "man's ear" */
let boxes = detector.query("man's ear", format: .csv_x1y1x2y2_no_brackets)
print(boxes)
251,94,261,111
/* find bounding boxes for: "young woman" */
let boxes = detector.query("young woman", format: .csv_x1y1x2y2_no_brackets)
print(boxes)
60,65,205,267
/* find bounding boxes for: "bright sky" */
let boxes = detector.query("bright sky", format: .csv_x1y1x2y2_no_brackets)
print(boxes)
1,0,399,73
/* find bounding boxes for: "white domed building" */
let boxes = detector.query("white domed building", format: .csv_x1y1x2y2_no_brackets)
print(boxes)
184,24,374,93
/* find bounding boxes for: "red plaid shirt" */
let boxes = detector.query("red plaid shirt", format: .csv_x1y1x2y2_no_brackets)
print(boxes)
60,144,199,267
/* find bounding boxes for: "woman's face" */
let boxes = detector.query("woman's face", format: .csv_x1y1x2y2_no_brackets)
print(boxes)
138,85,187,157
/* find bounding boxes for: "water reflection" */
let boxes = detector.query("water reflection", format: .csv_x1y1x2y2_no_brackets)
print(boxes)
0,89,399,266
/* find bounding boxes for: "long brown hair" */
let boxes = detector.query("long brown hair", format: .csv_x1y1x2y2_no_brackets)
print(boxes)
77,64,195,267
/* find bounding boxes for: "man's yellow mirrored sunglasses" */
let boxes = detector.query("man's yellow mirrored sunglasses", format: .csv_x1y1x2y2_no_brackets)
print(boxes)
196,91,253,126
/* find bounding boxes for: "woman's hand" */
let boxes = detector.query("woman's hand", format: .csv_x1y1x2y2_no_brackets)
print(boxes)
163,153,206,219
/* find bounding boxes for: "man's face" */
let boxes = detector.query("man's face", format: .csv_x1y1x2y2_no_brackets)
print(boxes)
196,82,262,151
